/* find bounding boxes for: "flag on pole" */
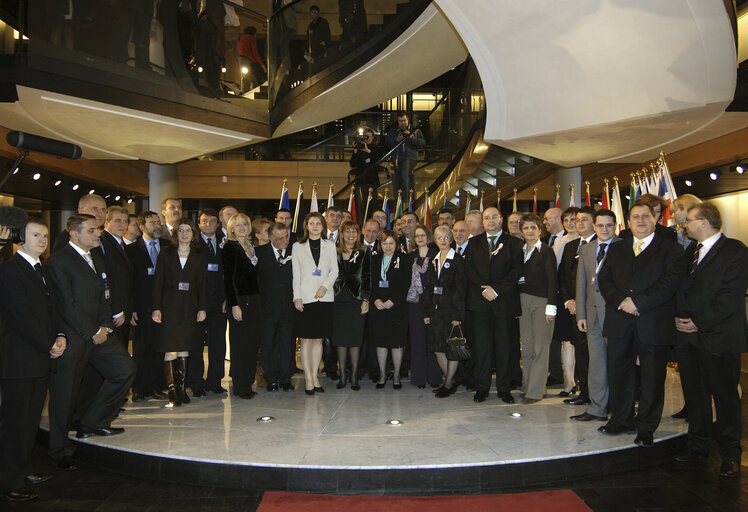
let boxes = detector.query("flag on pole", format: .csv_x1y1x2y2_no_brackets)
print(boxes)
658,154,677,226
280,179,290,210
327,184,334,208
291,181,303,233
395,190,403,220
569,184,576,208
347,187,357,224
611,177,626,234
638,170,649,195
601,179,610,210
650,163,660,196
479,190,485,212
465,191,472,217
584,181,591,207
497,189,501,211
310,183,319,213
408,190,414,213
628,174,638,210
512,188,517,213
554,184,561,209
443,194,448,210
532,187,537,214
383,192,391,229
424,190,431,229
363,187,373,222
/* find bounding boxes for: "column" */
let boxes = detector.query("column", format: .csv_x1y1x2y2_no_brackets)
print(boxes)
149,163,178,217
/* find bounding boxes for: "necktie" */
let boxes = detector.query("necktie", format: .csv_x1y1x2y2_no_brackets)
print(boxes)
33,262,48,289
488,235,497,252
634,240,644,256
277,249,284,260
84,252,96,273
120,239,127,252
207,237,215,256
549,234,557,248
690,243,702,273
577,239,587,254
596,243,607,265
34,262,41,272
148,240,158,267
456,246,462,256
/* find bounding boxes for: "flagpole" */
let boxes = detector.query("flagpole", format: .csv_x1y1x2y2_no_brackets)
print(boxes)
424,187,431,228
479,190,485,211
310,182,318,213
512,188,517,213
292,181,303,233
584,180,590,207
497,188,501,211
554,183,561,208
602,178,610,209
532,187,537,213
363,187,373,222
408,189,414,212
465,191,472,216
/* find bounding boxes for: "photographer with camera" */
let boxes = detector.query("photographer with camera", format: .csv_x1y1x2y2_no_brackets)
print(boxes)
386,112,425,201
349,128,386,219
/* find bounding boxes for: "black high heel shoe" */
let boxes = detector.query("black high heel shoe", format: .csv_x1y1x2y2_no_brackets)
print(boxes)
351,379,360,391
376,377,386,389
305,388,315,396
336,379,346,389
393,379,402,390
314,386,325,393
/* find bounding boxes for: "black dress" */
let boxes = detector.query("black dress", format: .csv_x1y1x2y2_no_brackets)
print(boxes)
408,248,442,386
333,249,371,347
423,252,466,353
368,250,411,348
152,245,208,353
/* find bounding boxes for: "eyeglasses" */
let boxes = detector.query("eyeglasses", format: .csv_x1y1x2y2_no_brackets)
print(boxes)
684,217,705,224
414,233,427,238
436,236,451,241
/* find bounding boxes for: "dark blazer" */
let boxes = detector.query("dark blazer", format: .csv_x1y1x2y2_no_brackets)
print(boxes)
675,235,748,354
464,231,523,316
46,243,114,345
255,243,294,319
519,243,558,304
197,235,226,314
558,236,595,304
334,248,371,301
369,250,411,306
0,254,60,378
423,251,466,323
125,236,169,315
222,240,260,307
598,234,685,345
99,230,133,320
619,222,677,242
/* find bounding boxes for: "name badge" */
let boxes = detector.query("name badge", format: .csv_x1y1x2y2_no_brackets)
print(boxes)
379,280,389,288
104,287,111,300
207,263,219,272
433,286,443,295
518,276,526,284
178,282,190,291
147,267,155,276
591,276,598,286
312,269,322,276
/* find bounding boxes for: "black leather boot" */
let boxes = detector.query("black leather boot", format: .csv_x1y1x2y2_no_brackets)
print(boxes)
163,360,181,407
175,356,191,404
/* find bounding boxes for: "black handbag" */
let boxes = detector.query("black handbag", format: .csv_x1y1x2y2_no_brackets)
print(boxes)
446,324,470,361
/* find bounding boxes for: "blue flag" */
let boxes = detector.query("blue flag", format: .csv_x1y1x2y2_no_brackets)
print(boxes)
383,196,391,229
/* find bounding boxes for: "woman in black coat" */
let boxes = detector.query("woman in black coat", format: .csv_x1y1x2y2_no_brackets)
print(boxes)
332,221,370,390
368,229,411,389
152,218,207,407
423,225,465,398
222,213,262,400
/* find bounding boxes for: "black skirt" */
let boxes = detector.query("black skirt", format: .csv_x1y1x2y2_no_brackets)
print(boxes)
333,290,365,347
294,300,334,339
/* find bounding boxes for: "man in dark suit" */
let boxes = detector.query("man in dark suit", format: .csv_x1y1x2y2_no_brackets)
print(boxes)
45,215,136,468
256,222,296,391
193,208,227,395
126,211,168,401
160,197,183,241
0,219,67,502
275,208,297,245
218,205,238,246
597,202,685,447
557,206,597,406
464,206,523,403
618,193,677,242
99,206,133,347
674,202,748,477
52,193,107,253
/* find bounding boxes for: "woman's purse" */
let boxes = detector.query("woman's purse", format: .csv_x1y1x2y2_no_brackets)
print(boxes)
446,324,471,361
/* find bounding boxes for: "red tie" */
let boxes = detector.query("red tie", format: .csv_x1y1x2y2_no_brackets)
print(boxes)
690,243,702,273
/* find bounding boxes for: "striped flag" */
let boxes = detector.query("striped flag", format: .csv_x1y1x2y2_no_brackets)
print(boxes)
479,190,485,212
601,179,610,210
611,178,626,234
310,184,319,213
512,189,517,213
280,179,290,210
628,176,638,210
408,190,414,213
584,181,591,207
424,191,431,228
383,192,391,229
327,184,334,208
658,156,678,226
347,188,357,224
395,191,403,221
569,184,576,208
532,187,537,214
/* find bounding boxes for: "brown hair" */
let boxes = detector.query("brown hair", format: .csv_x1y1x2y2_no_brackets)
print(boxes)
689,202,722,230
170,218,199,247
338,221,363,253
520,213,542,229
298,212,327,243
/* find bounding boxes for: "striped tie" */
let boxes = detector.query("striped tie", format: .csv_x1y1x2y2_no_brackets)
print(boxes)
633,240,644,257
690,243,702,273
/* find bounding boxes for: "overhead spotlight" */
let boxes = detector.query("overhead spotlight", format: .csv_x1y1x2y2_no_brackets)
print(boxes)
88,189,95,194
127,198,133,204
105,194,111,199
684,179,693,187
32,172,41,180
115,195,121,201
54,179,62,187
241,66,248,74
624,194,630,200
12,168,18,174
221,67,227,73
596,201,602,206
197,66,203,73
72,184,79,190
709,171,719,181
737,165,745,174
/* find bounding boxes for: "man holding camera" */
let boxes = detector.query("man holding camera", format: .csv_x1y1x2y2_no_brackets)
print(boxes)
386,111,425,201
349,128,386,218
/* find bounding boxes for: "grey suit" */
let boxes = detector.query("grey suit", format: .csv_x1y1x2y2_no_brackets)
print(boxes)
575,236,617,418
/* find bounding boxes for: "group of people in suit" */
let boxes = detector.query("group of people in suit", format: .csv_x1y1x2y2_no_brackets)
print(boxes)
0,188,745,501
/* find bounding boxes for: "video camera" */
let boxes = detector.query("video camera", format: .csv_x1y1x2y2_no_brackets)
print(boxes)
0,206,28,246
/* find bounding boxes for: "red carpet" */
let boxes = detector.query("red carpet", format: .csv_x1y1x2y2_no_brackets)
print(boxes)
257,489,593,511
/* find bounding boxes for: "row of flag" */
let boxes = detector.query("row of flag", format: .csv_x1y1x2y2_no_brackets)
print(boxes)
278,153,678,236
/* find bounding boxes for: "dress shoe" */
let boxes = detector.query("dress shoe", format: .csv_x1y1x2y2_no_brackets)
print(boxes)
435,386,451,398
266,382,279,392
598,420,636,435
77,426,125,438
304,388,315,396
719,460,740,477
564,397,591,405
211,386,227,394
473,390,488,403
56,457,78,471
557,390,572,398
671,406,688,420
282,383,294,391
327,371,340,381
673,450,708,463
351,380,360,391
239,391,257,399
634,431,654,447
314,386,325,393
570,412,607,422
192,389,206,398
393,381,402,390
376,381,386,389
521,397,540,404
26,474,52,485
3,491,37,502
498,391,515,404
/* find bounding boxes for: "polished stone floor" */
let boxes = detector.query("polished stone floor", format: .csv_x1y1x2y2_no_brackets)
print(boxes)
40,366,688,470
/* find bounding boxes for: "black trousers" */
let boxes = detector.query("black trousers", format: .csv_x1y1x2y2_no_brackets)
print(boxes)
228,295,261,396
48,335,136,461
0,376,48,492
570,317,590,400
469,309,512,394
681,341,742,461
260,312,295,386
190,311,227,391
132,314,165,394
607,322,668,433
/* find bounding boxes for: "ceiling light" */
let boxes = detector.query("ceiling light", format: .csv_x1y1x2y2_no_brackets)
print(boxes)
115,195,121,201
88,189,95,194
54,179,62,186
241,66,248,74
737,165,745,174
709,172,718,181
32,172,40,180
221,67,227,73
197,66,203,73
12,168,18,174
510,412,523,418
127,198,133,204
684,180,693,187
72,184,79,190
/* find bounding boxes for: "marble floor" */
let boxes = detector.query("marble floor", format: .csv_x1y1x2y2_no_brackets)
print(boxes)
40,364,689,470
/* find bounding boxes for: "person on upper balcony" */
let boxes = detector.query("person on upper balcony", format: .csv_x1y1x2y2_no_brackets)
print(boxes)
239,26,267,92
339,0,367,52
349,128,387,217
386,111,425,201
306,5,331,74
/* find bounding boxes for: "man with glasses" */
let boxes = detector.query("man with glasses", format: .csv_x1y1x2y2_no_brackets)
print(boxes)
53,194,108,253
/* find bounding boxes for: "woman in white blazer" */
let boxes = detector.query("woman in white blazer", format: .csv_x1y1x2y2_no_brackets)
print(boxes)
292,212,339,395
